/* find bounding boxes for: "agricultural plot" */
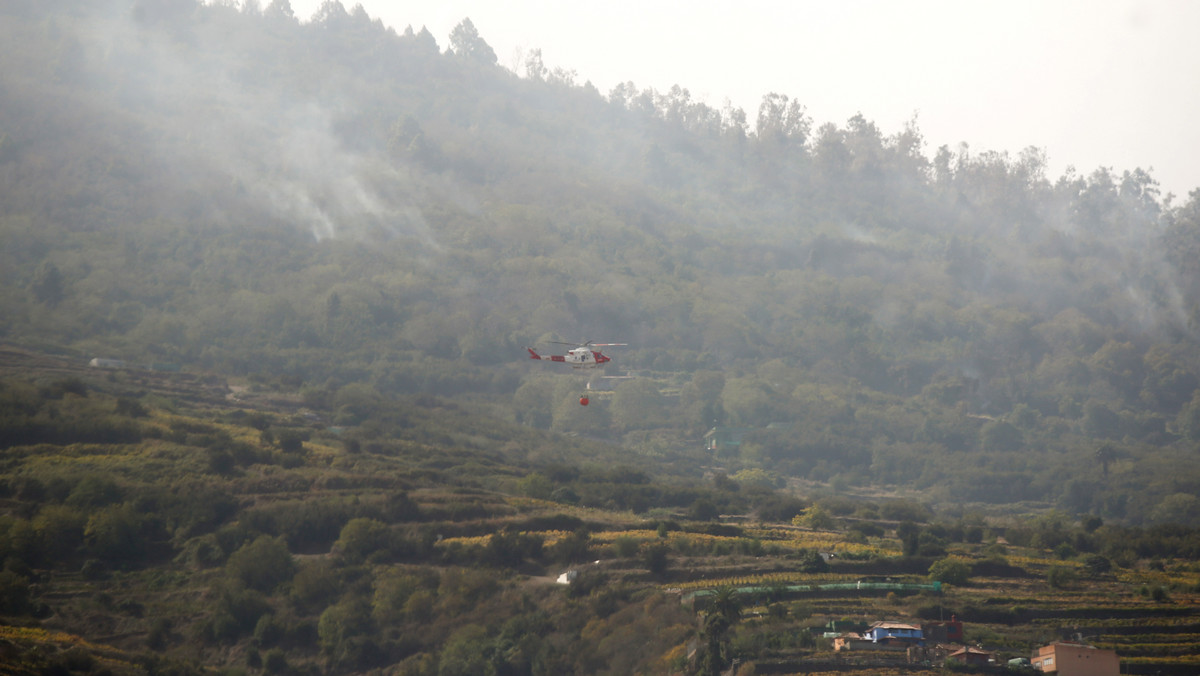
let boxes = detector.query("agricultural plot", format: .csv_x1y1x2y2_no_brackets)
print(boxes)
1,361,1199,675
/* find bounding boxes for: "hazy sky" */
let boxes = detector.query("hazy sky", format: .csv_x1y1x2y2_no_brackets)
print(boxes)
288,0,1200,200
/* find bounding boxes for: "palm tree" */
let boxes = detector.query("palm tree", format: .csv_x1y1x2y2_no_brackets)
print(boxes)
698,587,741,676
708,585,742,627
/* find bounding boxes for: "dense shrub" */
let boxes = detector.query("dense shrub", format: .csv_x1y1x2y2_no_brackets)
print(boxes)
207,583,272,643
928,557,972,586
225,535,296,592
334,518,392,563
85,504,156,564
0,570,32,615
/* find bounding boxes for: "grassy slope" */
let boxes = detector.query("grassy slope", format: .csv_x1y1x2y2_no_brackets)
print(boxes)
1,348,1198,675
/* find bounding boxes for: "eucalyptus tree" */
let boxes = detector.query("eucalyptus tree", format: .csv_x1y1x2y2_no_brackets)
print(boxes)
449,18,497,65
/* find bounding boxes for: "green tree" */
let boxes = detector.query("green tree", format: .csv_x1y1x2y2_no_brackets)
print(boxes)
707,585,742,626
687,498,720,522
331,383,384,425
512,377,554,428
610,378,667,431
756,92,811,147
642,542,670,577
797,549,829,573
928,557,972,586
612,535,639,558
1140,345,1198,410
31,261,65,306
517,472,553,500
697,612,731,676
1176,391,1200,442
225,535,295,592
437,624,496,676
448,18,496,65
84,504,147,564
1046,565,1078,589
1082,554,1112,576
980,419,1023,452
1090,340,1144,400
794,505,834,530
276,428,308,454
0,570,31,615
311,0,349,24
1149,492,1200,524
897,521,921,556
66,476,123,510
1,518,39,569
549,528,590,564
373,569,432,625
263,648,288,674
263,0,295,21
33,505,85,564
208,581,272,642
485,529,543,568
697,587,742,676
681,370,726,431
334,517,391,562
318,596,376,668
731,468,777,490
1082,399,1122,439
291,559,341,612
721,377,782,427
1094,443,1122,477
523,47,548,81
811,121,850,183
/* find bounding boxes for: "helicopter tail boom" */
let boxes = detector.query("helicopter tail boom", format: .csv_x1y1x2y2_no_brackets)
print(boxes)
528,347,566,363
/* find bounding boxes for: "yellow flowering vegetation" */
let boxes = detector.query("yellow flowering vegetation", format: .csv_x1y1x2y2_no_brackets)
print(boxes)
0,625,140,674
1008,554,1084,571
666,571,859,592
434,530,579,549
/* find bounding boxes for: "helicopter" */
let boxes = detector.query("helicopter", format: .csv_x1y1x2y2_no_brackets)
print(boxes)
526,341,627,370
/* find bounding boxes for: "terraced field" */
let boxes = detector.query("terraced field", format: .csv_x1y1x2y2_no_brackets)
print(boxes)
2,348,1198,675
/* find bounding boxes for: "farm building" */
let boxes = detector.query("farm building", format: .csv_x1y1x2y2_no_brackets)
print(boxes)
922,615,964,643
1031,642,1119,675
865,621,924,646
835,621,925,651
703,426,753,452
948,646,994,667
832,633,906,652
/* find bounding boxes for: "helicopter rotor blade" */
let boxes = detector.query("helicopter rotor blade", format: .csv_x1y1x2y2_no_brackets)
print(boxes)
542,340,627,348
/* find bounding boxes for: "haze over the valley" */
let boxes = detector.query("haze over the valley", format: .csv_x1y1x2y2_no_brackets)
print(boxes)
289,0,1200,200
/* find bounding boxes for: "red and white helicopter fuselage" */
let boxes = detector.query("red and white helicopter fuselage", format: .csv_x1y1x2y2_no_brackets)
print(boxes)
527,342,625,369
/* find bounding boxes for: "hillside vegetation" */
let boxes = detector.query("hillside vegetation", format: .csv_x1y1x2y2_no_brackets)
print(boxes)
2,2,1200,672
4,1,1200,524
1,356,1199,675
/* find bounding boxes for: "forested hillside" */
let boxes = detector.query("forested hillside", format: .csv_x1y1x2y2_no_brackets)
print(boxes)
4,0,1200,525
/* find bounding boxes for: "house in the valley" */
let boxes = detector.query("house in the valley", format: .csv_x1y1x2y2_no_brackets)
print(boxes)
1031,642,1119,675
703,426,753,453
704,423,794,454
832,632,907,652
921,615,964,643
948,646,994,667
834,620,927,652
865,621,925,647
